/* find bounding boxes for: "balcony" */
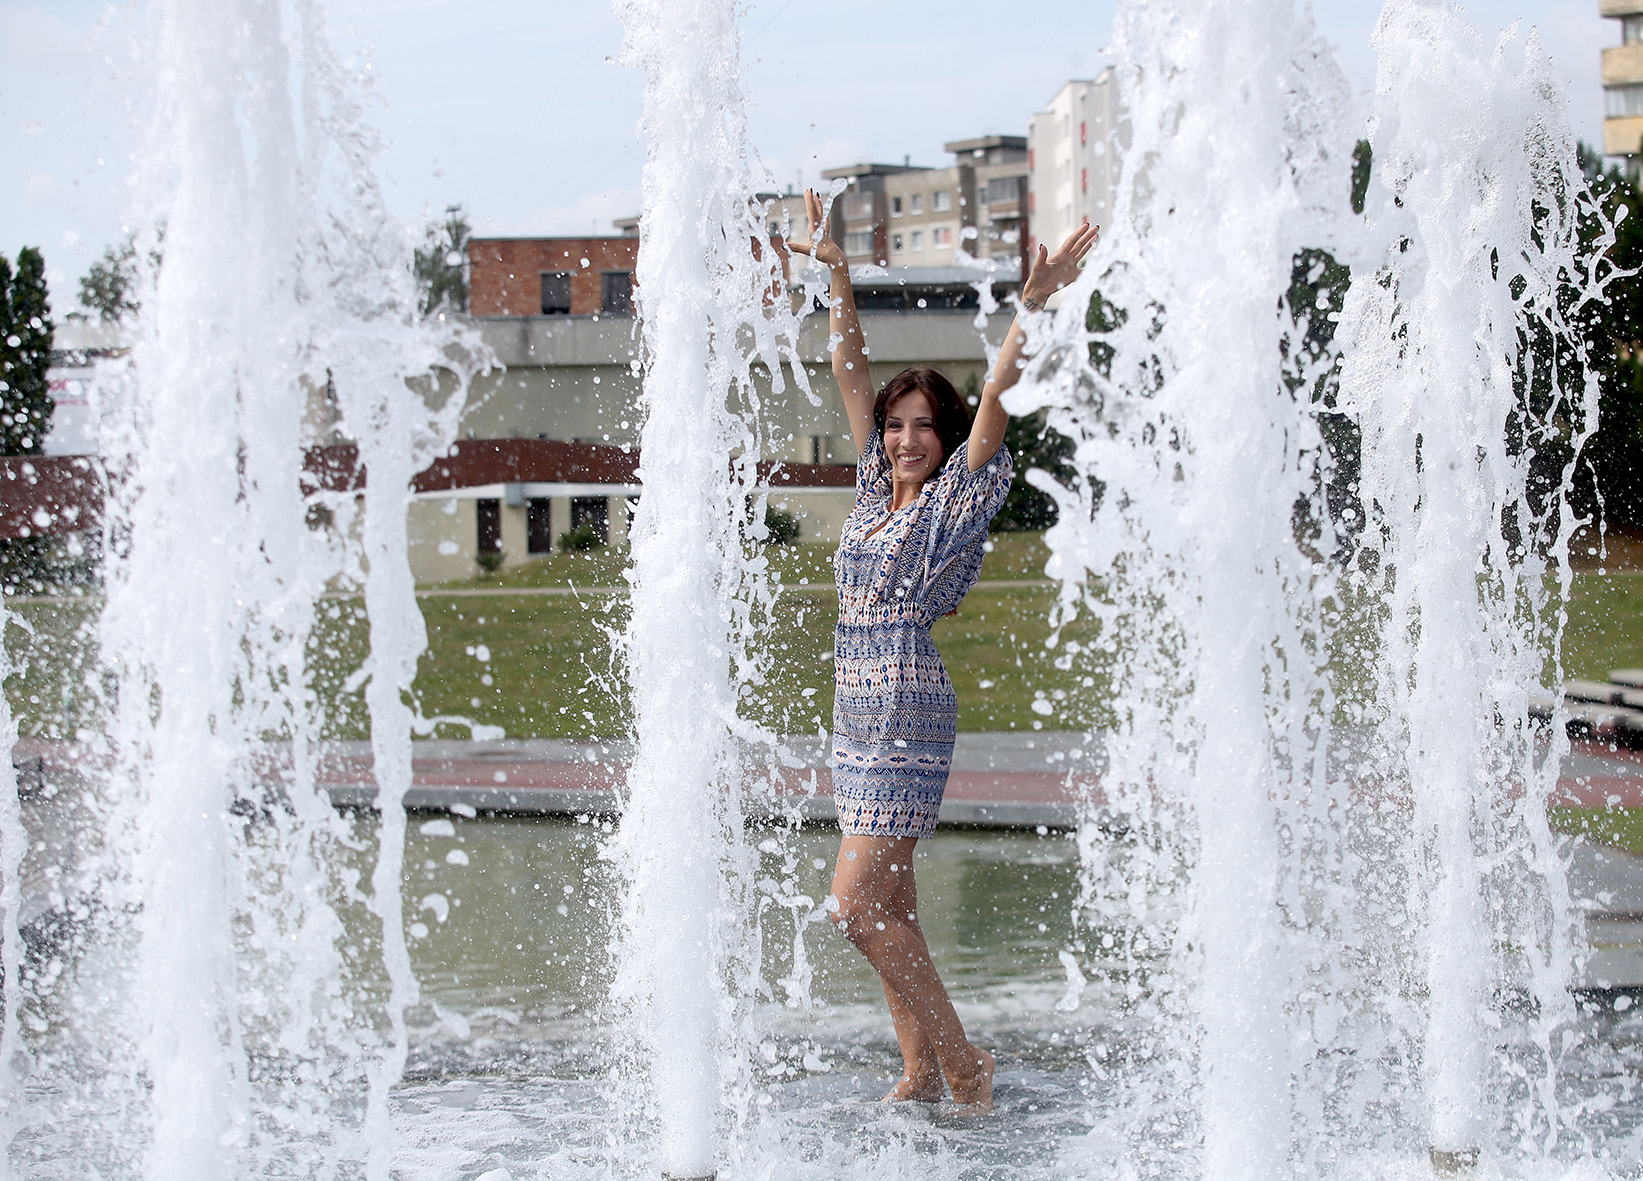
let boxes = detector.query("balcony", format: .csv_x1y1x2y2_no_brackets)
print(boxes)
1605,114,1643,155
1601,0,1643,17
1605,43,1643,85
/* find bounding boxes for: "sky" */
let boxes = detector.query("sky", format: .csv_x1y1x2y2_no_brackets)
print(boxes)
0,0,1616,309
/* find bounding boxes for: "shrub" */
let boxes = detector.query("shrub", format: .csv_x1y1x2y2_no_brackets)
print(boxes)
559,523,603,552
475,548,505,574
764,506,800,545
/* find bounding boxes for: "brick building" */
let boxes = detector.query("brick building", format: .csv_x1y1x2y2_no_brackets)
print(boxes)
467,236,638,318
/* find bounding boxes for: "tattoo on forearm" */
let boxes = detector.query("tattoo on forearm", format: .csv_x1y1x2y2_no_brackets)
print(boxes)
1021,294,1042,312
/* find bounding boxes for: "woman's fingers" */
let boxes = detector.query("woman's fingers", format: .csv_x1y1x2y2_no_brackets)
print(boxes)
805,188,825,236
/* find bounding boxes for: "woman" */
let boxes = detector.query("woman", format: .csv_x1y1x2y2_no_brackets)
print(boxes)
785,190,1097,1112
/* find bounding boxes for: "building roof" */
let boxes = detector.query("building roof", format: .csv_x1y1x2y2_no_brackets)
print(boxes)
820,162,928,180
943,134,1027,154
848,262,1022,286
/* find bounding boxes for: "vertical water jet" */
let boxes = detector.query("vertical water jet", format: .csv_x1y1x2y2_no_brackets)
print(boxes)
1340,0,1601,1157
611,0,808,1175
4,0,483,1173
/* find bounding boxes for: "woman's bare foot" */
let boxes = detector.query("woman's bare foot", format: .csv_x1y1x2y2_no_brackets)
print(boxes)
883,1070,945,1103
948,1047,995,1114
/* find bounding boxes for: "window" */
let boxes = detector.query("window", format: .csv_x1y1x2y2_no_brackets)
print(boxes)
932,190,951,213
910,193,923,214
892,233,904,252
477,499,501,555
541,272,572,315
572,497,609,544
602,271,634,315
1608,84,1643,118
527,499,554,554
910,230,924,251
932,226,952,248
987,176,1021,204
844,230,875,256
891,196,903,215
1626,15,1643,44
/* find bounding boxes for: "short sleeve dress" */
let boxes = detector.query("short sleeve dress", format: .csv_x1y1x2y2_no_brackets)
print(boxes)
831,429,1014,838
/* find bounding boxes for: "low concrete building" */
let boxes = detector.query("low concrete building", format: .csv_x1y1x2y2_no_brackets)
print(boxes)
438,304,1019,578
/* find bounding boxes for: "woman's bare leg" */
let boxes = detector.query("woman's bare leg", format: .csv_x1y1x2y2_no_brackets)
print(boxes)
829,835,994,1109
875,860,942,1100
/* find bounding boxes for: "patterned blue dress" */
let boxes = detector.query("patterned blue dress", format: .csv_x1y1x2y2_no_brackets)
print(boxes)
831,429,1014,838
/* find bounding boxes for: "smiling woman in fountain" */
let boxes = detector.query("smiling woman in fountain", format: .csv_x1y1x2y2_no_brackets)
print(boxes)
782,191,1097,1114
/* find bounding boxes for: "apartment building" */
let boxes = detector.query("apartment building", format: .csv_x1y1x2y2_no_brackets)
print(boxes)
944,135,1028,267
1604,0,1643,168
815,138,1028,287
818,162,927,265
882,165,974,268
1027,71,1121,259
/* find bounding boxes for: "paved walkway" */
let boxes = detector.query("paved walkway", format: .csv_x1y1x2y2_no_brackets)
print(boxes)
13,732,1643,986
17,731,1642,827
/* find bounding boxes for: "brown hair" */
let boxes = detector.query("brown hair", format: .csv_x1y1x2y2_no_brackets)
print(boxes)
872,367,972,466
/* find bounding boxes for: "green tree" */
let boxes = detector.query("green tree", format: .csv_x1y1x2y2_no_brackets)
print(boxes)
958,373,1076,532
1569,142,1643,528
78,238,140,323
0,246,55,455
414,205,470,316
0,247,58,593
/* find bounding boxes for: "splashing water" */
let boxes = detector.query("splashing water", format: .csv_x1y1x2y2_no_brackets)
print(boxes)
0,0,485,1175
0,0,1632,1177
1008,0,1616,1174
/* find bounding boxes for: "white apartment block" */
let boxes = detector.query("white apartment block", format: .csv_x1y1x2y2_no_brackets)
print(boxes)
1027,71,1121,258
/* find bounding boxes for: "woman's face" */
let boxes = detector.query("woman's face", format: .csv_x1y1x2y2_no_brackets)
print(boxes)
882,390,943,486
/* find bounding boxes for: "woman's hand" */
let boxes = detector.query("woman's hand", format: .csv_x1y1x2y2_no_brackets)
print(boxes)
781,188,847,272
1020,222,1099,311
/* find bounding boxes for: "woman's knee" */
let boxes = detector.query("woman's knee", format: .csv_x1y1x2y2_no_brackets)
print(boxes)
826,890,871,939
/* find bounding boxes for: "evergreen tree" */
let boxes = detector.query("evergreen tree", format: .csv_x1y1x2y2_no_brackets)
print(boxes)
414,205,471,316
0,246,55,455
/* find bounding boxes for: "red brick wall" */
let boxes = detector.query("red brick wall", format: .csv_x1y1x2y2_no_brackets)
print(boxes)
467,237,639,317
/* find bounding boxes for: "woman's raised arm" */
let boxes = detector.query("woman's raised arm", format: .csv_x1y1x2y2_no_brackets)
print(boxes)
965,222,1099,472
782,189,875,453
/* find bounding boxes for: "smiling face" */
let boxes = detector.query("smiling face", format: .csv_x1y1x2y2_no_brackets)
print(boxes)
882,390,943,487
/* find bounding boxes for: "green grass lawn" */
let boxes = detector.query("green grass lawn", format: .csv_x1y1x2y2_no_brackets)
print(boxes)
1549,808,1643,860
1563,574,1643,683
404,531,1089,740
435,530,1056,594
7,538,1639,789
